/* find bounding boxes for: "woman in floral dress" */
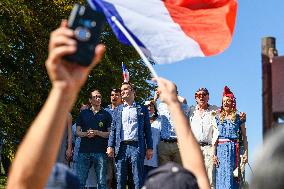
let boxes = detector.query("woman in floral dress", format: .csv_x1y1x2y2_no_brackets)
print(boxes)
212,86,248,189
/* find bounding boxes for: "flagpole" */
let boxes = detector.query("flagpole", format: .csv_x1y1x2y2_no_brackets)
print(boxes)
111,16,159,78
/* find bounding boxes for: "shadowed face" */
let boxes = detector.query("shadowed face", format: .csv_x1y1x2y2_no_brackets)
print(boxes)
110,91,122,106
147,103,155,115
90,90,102,107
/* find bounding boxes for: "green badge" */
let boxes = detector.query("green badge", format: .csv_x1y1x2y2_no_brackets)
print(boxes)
99,121,104,127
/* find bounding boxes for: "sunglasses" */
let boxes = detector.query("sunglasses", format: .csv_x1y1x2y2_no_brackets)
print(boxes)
195,93,208,98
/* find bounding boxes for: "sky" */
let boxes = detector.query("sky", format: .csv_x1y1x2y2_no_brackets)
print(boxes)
152,0,284,181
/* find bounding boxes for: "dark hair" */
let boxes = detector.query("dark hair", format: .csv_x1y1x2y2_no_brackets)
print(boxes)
89,89,101,99
111,88,121,93
121,82,135,91
195,87,209,96
152,104,158,119
146,101,158,119
143,162,199,189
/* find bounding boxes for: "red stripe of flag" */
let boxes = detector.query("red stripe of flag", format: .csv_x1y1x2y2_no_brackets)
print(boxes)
163,0,237,56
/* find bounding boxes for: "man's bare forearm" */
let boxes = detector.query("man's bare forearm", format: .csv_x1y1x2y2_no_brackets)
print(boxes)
96,131,110,138
76,129,88,138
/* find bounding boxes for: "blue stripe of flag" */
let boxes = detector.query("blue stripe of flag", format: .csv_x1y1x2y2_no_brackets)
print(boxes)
88,0,147,49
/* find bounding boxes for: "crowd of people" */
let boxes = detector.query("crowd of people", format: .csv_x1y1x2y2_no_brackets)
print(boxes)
5,18,284,189
53,77,248,189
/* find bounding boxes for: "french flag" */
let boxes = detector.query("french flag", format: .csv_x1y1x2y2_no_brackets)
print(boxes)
122,63,129,82
89,0,237,64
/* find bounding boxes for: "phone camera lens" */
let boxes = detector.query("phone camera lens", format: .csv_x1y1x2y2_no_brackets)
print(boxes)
74,27,91,41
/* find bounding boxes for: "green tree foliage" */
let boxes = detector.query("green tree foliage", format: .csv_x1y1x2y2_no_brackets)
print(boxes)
0,0,155,155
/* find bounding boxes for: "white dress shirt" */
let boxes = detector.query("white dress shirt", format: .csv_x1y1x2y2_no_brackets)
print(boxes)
189,105,218,144
121,102,139,141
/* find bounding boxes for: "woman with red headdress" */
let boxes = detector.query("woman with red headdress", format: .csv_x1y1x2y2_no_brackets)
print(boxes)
212,86,248,189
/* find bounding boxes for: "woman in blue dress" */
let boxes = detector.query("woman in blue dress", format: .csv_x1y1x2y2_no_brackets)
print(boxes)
212,86,248,189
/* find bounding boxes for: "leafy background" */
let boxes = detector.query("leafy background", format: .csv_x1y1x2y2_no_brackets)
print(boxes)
0,0,155,159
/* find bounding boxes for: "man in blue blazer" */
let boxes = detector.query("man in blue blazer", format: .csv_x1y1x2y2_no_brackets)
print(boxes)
107,82,153,189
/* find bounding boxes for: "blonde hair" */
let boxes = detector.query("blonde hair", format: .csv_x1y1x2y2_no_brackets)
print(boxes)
219,109,237,123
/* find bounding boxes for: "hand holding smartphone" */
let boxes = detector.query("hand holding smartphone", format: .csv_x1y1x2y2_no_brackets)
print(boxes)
64,3,105,66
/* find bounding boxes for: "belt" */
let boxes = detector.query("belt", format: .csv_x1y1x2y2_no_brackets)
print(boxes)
199,142,210,147
161,138,177,143
121,140,138,145
218,139,238,144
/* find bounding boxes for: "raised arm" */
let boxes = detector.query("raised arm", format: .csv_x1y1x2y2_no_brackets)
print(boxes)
7,20,105,189
156,77,210,189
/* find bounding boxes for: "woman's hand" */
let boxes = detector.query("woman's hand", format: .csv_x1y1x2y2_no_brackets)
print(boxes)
241,153,248,164
240,112,246,121
212,154,219,167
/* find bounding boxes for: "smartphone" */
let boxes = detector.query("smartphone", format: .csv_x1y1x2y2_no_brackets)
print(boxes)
64,3,105,66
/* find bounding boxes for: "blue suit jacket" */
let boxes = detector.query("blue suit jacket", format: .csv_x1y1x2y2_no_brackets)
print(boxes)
108,103,153,158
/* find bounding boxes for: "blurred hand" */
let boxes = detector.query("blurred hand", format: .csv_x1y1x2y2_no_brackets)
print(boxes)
65,147,73,161
106,147,114,157
146,149,153,160
87,129,95,138
46,20,105,92
152,77,179,105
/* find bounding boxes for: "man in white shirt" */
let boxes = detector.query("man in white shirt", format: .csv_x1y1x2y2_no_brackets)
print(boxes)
189,87,218,188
